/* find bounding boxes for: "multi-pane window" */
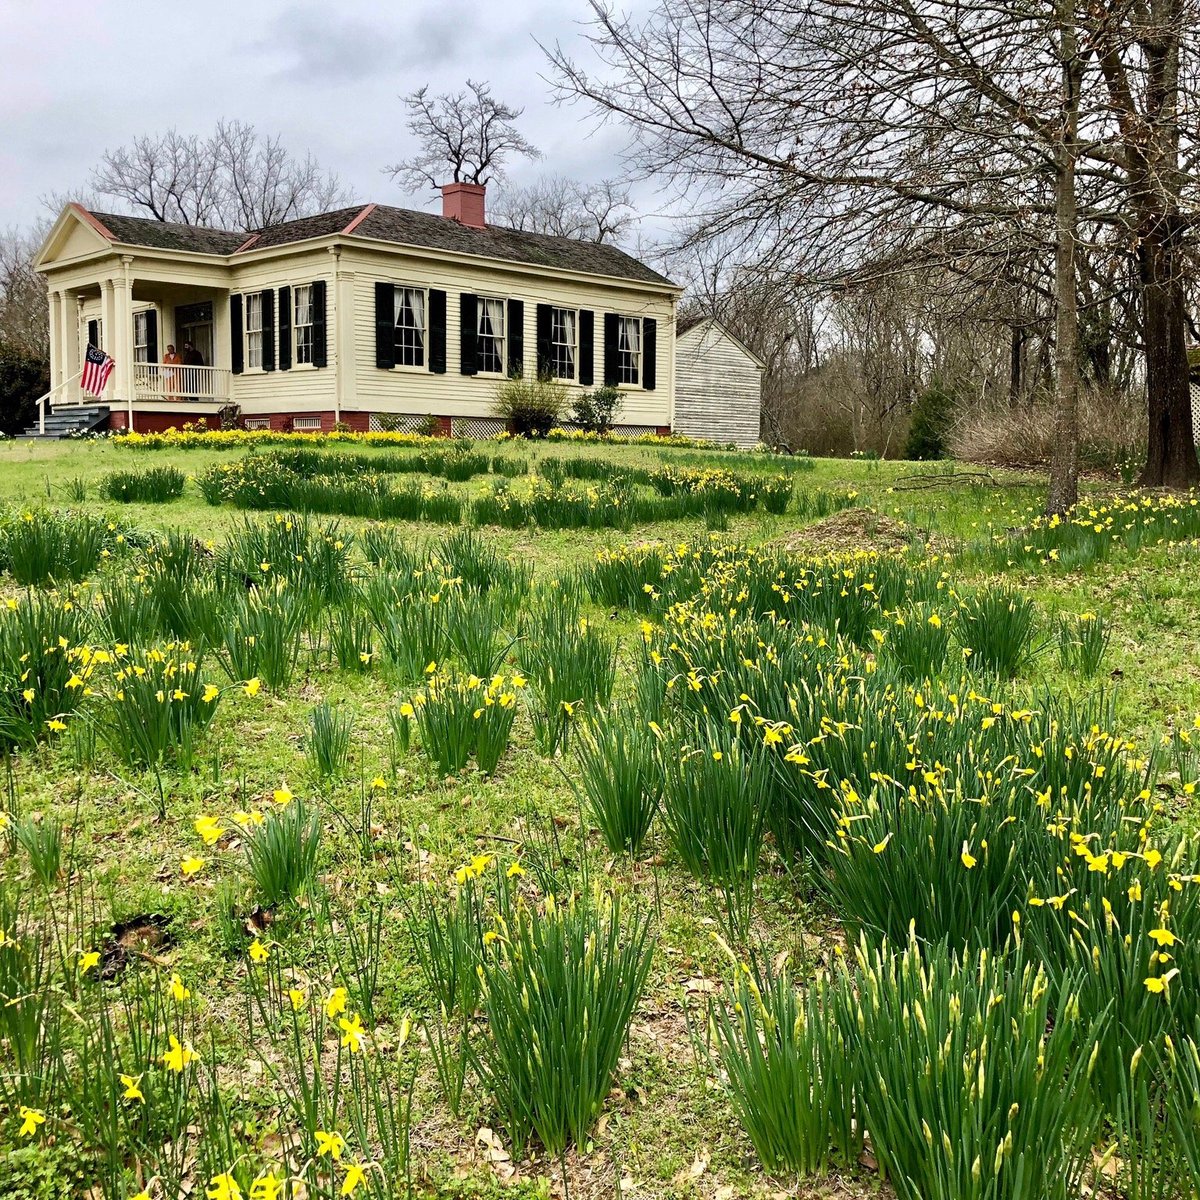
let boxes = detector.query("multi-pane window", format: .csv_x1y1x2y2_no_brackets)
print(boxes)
617,315,642,386
477,297,506,374
133,311,150,363
91,319,104,351
245,293,263,369
550,307,576,380
294,285,314,365
394,287,426,367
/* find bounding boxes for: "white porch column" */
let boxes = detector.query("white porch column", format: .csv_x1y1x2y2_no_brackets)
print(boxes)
61,292,81,404
330,247,354,424
112,260,135,418
213,290,231,386
47,290,62,389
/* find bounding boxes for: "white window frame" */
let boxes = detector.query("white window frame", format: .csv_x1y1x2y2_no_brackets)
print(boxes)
549,307,577,381
133,311,151,364
89,318,104,353
294,285,314,366
244,417,271,430
616,315,642,387
293,415,322,430
393,286,426,369
245,293,263,371
477,296,506,375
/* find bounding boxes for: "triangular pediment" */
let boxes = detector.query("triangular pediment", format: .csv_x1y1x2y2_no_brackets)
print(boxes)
34,204,114,270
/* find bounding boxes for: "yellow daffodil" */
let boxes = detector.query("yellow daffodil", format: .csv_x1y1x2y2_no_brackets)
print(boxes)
194,815,225,845
243,677,261,697
272,787,293,806
341,1163,368,1196
506,861,524,878
1149,927,1179,947
180,856,205,878
202,684,221,703
961,843,977,870
18,1106,45,1137
205,1173,243,1200
339,1013,367,1053
168,974,191,1002
248,939,270,963
325,986,348,1018
288,987,307,1010
162,1034,198,1072
316,1129,346,1160
249,1173,283,1200
120,1073,144,1102
79,949,101,974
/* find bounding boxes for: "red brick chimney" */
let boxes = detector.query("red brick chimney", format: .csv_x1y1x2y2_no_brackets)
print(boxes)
441,182,486,229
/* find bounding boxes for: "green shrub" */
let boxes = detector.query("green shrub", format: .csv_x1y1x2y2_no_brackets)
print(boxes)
409,671,523,776
305,701,353,781
570,385,623,433
904,380,957,460
493,375,569,438
0,509,115,585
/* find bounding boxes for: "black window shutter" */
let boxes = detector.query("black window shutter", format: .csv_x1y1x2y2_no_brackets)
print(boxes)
642,317,657,390
311,280,327,368
578,309,594,386
278,286,292,371
459,292,478,375
428,288,447,374
230,295,244,375
507,298,524,376
87,319,99,349
145,310,159,364
261,289,275,372
374,281,394,369
535,304,552,377
603,312,620,387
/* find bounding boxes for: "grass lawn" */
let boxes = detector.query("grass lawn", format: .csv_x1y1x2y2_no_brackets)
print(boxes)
2,434,1199,1200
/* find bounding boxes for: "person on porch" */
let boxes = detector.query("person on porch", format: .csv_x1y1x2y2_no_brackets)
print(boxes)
181,341,204,399
162,343,182,401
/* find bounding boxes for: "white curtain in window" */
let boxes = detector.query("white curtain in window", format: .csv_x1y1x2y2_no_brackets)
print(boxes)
409,289,425,334
620,316,640,354
295,287,312,326
479,298,505,338
559,309,576,371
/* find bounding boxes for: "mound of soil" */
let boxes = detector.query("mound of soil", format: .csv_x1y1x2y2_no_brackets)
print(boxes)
778,507,931,556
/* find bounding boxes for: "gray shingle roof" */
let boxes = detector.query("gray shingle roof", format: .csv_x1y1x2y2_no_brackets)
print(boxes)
83,202,674,287
90,211,247,255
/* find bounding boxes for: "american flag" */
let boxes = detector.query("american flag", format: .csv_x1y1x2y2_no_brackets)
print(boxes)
81,344,115,397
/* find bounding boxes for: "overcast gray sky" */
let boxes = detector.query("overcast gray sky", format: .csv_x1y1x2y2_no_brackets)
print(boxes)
0,0,664,233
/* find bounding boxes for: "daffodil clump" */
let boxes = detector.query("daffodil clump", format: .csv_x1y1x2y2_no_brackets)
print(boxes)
402,670,525,776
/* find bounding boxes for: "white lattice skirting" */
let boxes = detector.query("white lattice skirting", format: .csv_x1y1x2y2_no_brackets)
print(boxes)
450,417,507,438
369,413,430,433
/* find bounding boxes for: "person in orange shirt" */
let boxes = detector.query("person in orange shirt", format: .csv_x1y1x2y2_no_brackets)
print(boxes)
162,343,183,401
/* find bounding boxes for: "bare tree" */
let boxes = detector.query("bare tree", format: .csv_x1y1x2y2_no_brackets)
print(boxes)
386,80,540,192
90,120,351,231
549,0,1200,500
0,226,49,356
492,175,637,243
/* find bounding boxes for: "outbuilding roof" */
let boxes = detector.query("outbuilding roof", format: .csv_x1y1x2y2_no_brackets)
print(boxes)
80,202,674,287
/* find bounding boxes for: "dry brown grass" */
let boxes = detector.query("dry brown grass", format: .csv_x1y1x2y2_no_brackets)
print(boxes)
948,391,1143,472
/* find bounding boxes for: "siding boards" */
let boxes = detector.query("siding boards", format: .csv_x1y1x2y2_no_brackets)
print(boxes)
674,322,762,448
346,245,674,426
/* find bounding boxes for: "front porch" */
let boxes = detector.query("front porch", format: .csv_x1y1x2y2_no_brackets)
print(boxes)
49,278,234,414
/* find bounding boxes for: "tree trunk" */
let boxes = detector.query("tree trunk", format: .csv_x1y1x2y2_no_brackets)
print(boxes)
1138,221,1199,487
1046,0,1082,517
1009,327,1024,408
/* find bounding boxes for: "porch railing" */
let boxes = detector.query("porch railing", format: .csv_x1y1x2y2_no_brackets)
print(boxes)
134,363,231,402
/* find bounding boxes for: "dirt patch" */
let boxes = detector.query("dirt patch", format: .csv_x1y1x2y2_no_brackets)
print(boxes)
778,507,932,557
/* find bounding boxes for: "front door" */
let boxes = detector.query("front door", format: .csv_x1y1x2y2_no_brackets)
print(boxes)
175,301,214,367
